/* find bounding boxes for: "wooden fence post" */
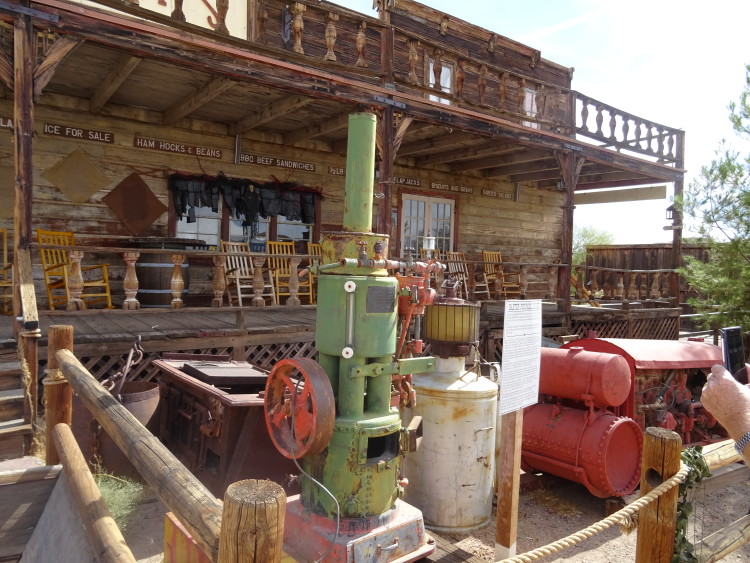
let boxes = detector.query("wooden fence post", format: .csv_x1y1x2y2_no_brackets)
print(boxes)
44,325,74,465
495,409,523,560
635,427,682,563
218,479,286,563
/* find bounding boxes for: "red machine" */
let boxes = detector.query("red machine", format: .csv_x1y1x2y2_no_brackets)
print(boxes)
522,338,725,498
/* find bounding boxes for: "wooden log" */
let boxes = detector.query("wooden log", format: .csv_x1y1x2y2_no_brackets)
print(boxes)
44,325,74,465
55,348,223,561
701,439,742,470
217,479,286,563
52,423,136,563
695,514,750,562
495,409,522,560
635,427,682,563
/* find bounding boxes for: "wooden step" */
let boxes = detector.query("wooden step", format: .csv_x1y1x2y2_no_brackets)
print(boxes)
0,360,22,393
0,389,24,422
0,419,33,461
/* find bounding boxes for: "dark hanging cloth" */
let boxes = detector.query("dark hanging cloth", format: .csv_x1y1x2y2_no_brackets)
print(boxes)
169,173,209,222
301,192,316,224
258,183,282,217
280,189,302,221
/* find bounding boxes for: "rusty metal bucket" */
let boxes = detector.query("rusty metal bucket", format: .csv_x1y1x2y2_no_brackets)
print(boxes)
72,380,160,478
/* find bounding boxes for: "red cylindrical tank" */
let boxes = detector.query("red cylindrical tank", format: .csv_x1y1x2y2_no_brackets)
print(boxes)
522,403,643,497
540,347,631,407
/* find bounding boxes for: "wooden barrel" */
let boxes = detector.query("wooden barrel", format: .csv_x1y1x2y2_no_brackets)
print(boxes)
136,252,189,308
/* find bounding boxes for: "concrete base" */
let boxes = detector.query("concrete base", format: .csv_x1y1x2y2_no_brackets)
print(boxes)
283,495,435,562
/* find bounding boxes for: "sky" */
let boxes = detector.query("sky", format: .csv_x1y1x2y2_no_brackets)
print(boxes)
331,0,750,244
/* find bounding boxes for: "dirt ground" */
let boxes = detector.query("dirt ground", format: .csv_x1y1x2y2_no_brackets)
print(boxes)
122,469,750,562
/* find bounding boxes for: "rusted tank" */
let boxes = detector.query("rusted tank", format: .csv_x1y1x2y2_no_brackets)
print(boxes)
523,338,727,498
522,347,642,498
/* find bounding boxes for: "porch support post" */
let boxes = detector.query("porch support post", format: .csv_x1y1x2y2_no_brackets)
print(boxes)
671,132,685,304
13,13,34,265
555,151,585,313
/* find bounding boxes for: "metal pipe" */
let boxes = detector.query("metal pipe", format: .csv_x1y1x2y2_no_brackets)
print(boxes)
343,113,377,233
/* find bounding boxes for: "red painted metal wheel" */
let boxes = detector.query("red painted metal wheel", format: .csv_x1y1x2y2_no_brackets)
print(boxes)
264,358,335,459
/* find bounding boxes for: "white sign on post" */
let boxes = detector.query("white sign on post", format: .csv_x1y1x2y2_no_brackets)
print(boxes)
498,300,542,415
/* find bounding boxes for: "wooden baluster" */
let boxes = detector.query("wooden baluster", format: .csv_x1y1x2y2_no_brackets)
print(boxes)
574,266,584,298
258,6,268,44
498,72,508,111
517,78,526,113
212,254,226,308
170,253,186,309
661,272,671,298
580,98,589,132
658,127,666,157
595,105,603,136
122,251,140,310
287,257,301,306
639,274,647,299
589,269,599,296
215,0,229,34
478,65,487,105
646,122,654,152
634,118,642,147
650,272,661,299
252,256,267,307
537,84,547,120
355,21,368,67
603,273,612,299
609,110,617,141
291,2,305,55
667,132,675,160
547,266,557,299
408,40,419,84
67,250,86,310
615,272,624,300
520,265,529,299
622,116,630,143
171,0,186,22
455,59,465,100
431,48,442,88
324,12,339,61
628,272,638,300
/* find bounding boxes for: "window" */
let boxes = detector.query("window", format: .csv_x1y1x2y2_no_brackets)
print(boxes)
522,87,539,129
175,206,221,248
428,58,453,105
400,194,454,255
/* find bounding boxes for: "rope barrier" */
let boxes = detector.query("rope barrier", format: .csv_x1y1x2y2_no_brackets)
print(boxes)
498,463,691,562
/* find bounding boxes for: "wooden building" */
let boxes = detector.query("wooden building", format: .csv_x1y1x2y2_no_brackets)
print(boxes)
0,0,686,455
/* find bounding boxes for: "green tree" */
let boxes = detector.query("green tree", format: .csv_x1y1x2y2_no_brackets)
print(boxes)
679,64,750,329
572,225,614,266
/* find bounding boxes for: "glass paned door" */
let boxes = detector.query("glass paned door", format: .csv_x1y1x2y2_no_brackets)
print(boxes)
400,195,454,255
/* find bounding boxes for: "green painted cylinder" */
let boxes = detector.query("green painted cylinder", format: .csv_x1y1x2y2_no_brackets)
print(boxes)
315,274,398,358
343,113,377,233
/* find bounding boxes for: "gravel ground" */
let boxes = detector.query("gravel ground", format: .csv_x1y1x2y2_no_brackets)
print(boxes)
441,472,750,562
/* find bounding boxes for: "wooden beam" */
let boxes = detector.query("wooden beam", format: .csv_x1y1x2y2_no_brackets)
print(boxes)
482,156,558,178
163,75,237,126
56,348,223,561
284,111,350,145
14,15,34,254
495,410,522,559
453,148,552,173
574,185,667,205
90,54,141,113
416,142,519,167
33,35,83,100
0,50,11,90
398,131,477,156
233,93,311,134
694,514,750,562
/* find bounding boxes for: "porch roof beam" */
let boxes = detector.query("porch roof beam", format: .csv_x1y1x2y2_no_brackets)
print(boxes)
90,54,141,113
284,111,350,145
232,93,312,134
163,76,237,126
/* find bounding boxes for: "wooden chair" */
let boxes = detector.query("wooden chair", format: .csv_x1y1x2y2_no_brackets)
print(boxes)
36,229,113,310
444,251,491,300
220,240,276,306
307,242,322,304
482,250,521,299
267,240,314,305
0,228,11,314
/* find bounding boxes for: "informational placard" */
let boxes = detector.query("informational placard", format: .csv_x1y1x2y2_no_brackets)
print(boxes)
498,300,542,415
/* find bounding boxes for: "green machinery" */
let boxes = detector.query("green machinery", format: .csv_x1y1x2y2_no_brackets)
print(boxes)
263,113,438,562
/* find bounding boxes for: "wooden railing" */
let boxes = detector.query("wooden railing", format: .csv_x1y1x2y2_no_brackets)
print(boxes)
573,265,677,302
575,93,684,165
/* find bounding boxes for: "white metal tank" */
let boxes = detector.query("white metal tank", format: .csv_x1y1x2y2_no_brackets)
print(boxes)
402,356,498,532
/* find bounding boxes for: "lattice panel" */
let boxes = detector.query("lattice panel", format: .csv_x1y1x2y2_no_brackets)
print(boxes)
569,319,630,339
245,341,317,370
630,317,677,340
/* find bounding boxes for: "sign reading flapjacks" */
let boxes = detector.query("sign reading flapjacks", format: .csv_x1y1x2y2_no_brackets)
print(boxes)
133,136,223,159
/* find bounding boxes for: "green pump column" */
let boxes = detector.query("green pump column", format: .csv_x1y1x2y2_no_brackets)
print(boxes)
343,113,377,233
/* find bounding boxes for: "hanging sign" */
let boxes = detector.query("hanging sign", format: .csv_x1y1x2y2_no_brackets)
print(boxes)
44,122,115,144
239,153,316,172
430,182,473,194
134,136,223,159
481,188,514,200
